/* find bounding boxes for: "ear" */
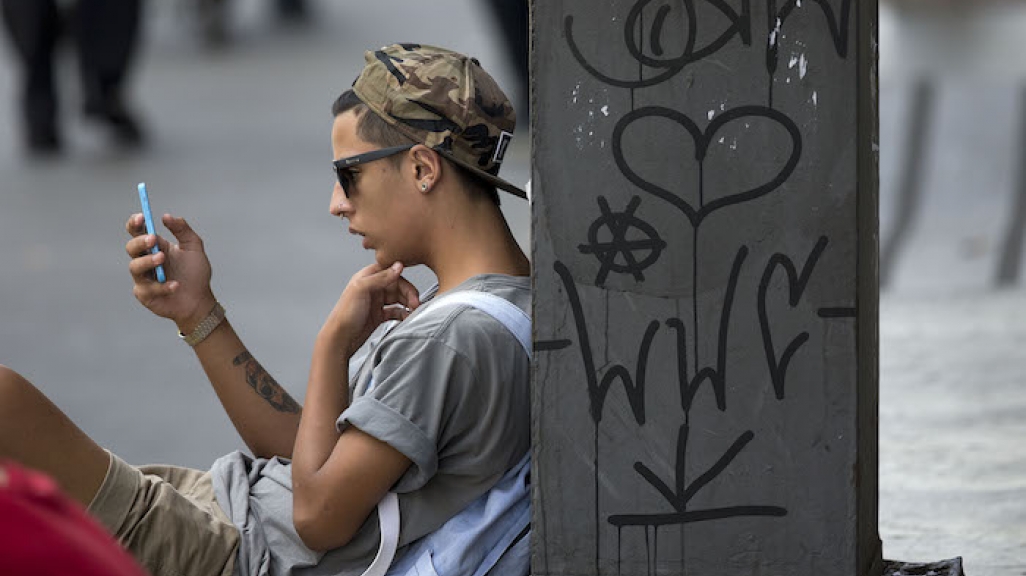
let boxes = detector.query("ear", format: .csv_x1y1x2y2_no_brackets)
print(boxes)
409,145,442,194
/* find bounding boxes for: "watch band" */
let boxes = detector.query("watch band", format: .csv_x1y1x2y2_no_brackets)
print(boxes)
178,302,226,347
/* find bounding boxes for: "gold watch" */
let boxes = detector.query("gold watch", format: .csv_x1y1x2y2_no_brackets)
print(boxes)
178,302,226,347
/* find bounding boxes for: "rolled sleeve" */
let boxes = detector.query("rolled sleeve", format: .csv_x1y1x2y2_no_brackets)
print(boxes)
337,396,437,489
335,335,475,492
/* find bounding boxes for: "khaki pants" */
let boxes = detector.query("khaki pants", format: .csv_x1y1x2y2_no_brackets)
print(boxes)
87,452,240,576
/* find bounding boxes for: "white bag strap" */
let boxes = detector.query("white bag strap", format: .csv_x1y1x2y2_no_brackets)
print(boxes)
420,291,532,358
361,492,400,576
359,290,531,576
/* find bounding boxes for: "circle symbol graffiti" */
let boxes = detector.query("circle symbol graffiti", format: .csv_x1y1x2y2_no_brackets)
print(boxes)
578,196,667,287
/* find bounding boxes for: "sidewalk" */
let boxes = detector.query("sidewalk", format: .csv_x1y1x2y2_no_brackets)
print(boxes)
879,291,1026,575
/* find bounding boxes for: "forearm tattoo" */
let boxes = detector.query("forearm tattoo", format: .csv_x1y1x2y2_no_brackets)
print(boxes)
232,351,301,413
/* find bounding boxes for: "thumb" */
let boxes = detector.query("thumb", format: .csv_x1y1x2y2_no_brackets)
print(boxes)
162,215,204,250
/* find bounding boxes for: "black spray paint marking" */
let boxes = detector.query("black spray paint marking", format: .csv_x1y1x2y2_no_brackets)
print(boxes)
534,339,573,352
817,307,856,318
667,245,748,413
578,196,667,286
554,260,655,426
623,427,783,525
758,236,829,400
766,0,852,106
767,0,852,76
565,0,752,90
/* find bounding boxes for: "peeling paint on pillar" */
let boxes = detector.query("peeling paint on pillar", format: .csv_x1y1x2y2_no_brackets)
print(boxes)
530,1,881,575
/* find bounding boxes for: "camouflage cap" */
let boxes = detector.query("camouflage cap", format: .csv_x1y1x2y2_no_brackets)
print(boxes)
352,43,525,199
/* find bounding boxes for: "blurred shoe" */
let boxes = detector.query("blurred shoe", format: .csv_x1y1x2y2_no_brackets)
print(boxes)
196,0,229,48
84,99,146,148
275,0,307,23
26,126,62,156
22,87,61,155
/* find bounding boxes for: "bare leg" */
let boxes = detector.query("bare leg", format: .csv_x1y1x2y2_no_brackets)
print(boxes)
0,365,110,507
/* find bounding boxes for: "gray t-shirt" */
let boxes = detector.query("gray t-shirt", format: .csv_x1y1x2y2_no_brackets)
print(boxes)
210,274,531,576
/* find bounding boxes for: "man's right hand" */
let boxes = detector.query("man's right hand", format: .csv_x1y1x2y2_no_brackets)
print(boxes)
125,213,216,334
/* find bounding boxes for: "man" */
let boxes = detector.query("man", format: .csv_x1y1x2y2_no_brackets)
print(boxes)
0,43,530,576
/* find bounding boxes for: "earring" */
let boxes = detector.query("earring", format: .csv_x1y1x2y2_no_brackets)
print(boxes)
421,183,428,191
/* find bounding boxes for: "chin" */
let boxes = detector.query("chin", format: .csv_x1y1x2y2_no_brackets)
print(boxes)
373,250,393,268
374,249,417,269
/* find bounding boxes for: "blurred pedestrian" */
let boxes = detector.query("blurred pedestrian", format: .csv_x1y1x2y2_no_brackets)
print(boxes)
0,0,146,155
483,0,528,122
195,0,308,48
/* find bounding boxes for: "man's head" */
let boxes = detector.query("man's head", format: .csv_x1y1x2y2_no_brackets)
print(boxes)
345,43,523,199
329,44,524,268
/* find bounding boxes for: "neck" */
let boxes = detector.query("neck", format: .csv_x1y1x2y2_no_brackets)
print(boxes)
425,198,530,293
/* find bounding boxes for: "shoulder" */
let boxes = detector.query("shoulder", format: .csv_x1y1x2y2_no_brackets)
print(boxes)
383,274,530,356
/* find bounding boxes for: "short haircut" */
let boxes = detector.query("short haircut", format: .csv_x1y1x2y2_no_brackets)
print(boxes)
332,90,501,206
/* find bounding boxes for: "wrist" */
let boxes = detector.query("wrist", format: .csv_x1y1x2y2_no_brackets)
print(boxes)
315,328,356,360
175,294,218,335
177,299,225,347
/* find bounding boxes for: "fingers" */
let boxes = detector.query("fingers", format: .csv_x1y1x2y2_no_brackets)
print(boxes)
127,213,205,252
396,276,421,310
357,263,421,310
127,248,165,279
381,305,411,322
355,262,401,291
162,214,204,250
125,231,172,259
125,213,145,236
132,277,179,305
126,212,174,258
129,250,179,303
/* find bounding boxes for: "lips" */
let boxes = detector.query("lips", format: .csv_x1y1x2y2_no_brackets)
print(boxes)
348,227,372,249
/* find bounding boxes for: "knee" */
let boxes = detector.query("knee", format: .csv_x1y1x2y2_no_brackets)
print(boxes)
0,365,30,399
0,364,19,384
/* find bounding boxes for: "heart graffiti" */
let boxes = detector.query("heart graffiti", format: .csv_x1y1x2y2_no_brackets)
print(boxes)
612,105,802,230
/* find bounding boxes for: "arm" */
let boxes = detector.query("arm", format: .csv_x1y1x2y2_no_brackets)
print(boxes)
292,262,420,551
125,213,301,459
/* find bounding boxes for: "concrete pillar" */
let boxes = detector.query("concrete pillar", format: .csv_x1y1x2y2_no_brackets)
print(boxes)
531,1,880,575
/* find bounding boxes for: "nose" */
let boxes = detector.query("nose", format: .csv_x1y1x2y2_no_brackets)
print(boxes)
330,184,352,218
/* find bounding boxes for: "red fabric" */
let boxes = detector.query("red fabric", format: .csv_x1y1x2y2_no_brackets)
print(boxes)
0,460,149,576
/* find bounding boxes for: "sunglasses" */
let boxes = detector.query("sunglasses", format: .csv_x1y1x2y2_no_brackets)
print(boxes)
332,144,415,194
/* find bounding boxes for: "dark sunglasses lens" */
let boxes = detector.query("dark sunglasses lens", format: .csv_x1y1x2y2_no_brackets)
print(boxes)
335,166,350,192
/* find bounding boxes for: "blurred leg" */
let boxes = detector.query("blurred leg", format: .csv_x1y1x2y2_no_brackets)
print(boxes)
75,0,144,145
0,365,111,508
274,0,306,23
483,0,528,121
195,0,229,48
0,0,62,152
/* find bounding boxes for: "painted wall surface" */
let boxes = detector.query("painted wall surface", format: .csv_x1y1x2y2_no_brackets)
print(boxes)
531,1,878,575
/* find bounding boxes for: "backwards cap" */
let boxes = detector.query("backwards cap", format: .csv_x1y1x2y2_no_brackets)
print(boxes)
352,43,525,199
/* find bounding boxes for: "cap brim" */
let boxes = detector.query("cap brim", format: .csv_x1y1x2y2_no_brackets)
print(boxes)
443,153,527,200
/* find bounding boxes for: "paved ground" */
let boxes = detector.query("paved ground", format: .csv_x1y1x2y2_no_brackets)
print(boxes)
0,2,1022,575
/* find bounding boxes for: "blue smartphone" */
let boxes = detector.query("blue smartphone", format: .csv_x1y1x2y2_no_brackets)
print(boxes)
136,182,166,283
